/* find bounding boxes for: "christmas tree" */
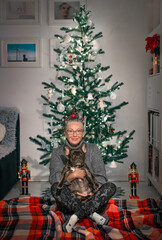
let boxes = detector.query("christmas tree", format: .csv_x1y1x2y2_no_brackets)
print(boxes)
30,5,135,166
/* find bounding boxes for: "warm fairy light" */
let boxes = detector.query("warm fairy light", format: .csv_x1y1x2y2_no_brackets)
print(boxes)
29,5,135,166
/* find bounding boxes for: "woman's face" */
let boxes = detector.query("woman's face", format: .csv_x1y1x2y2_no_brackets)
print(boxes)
59,3,70,19
65,121,85,146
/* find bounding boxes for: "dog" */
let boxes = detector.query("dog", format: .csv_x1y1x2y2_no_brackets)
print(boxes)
57,143,99,202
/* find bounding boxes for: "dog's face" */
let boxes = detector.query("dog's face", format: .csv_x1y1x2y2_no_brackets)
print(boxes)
64,143,86,168
68,148,85,167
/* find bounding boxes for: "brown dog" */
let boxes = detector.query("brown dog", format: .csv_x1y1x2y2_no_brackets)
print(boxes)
57,143,99,202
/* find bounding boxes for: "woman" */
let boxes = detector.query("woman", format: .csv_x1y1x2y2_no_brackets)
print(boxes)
58,2,79,19
49,111,116,232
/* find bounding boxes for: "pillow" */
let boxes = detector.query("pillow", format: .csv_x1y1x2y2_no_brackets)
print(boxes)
0,123,6,142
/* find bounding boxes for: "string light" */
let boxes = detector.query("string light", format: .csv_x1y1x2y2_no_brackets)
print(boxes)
30,5,135,166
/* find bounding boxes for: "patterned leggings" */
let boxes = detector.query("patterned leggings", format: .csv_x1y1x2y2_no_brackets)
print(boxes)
51,182,116,219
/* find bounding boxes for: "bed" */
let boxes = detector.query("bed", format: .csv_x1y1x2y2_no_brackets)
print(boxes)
0,107,20,200
0,196,161,239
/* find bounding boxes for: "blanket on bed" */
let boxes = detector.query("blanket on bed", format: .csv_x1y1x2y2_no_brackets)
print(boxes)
0,197,161,240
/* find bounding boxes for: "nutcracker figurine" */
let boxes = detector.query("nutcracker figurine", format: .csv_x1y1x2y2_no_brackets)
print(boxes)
18,159,31,196
128,162,139,199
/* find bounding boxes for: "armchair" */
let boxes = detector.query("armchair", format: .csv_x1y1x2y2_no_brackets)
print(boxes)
0,107,20,199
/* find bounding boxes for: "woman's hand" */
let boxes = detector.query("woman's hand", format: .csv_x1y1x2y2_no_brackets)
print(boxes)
66,168,85,182
76,192,93,197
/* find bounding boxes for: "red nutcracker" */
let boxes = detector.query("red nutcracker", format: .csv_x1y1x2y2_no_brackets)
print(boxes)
128,162,139,199
18,159,31,196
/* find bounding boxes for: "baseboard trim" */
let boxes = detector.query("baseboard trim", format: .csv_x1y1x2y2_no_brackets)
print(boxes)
30,175,145,182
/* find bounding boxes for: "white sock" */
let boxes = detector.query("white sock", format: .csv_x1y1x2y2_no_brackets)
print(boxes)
89,212,107,225
64,214,79,232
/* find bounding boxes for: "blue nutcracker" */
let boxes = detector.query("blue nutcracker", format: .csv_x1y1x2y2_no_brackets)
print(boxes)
18,159,31,195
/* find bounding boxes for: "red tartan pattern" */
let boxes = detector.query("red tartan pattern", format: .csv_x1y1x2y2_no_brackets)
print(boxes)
0,197,161,239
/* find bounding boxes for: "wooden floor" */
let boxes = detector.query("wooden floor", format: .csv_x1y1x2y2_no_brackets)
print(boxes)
3,180,161,201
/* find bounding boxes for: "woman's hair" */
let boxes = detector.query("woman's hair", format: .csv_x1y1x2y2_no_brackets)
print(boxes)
59,2,70,10
63,108,84,130
64,119,84,130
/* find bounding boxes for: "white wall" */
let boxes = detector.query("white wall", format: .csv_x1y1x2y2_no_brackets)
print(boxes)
0,0,147,181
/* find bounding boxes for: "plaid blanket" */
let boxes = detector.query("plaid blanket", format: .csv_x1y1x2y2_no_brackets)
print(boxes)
0,197,161,240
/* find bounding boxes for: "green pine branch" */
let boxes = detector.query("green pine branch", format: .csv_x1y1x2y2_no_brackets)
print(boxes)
30,4,135,166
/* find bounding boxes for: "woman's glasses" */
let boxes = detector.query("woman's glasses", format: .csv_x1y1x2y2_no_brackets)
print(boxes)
66,129,84,135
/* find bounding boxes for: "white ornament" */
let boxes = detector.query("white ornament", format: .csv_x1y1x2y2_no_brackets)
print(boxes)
91,131,95,139
109,160,117,168
92,40,100,51
78,98,85,103
73,65,77,69
110,136,117,146
102,141,109,147
82,35,89,44
69,78,74,83
63,35,71,43
109,136,117,145
71,86,77,95
76,73,80,78
87,19,93,27
53,141,58,148
41,140,50,151
87,93,93,100
98,97,105,110
41,141,46,149
46,144,50,151
76,46,84,52
56,71,60,80
106,121,114,126
47,88,53,101
107,83,110,90
110,92,117,100
57,102,65,112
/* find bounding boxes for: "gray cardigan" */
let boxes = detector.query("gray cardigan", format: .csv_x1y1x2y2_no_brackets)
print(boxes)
49,140,108,186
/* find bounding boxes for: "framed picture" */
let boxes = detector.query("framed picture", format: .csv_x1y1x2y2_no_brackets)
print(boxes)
1,0,40,25
1,39,42,67
48,0,85,25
